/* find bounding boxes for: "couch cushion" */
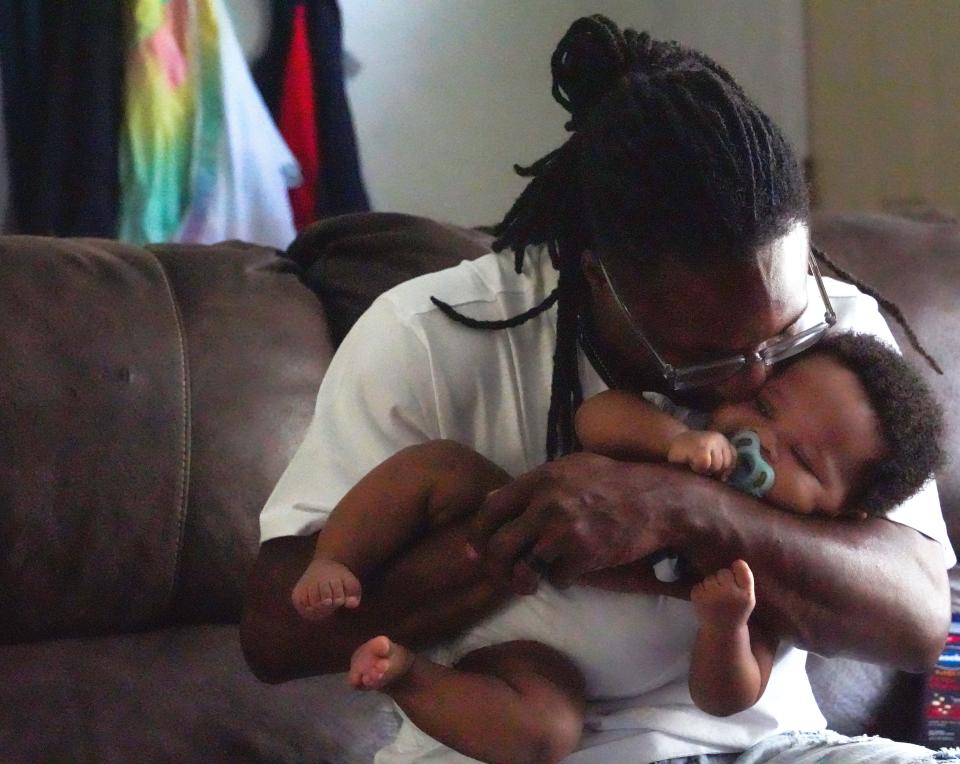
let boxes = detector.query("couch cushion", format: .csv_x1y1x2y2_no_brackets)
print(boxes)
805,653,922,741
150,242,333,625
0,237,332,642
811,211,960,543
0,237,189,642
0,624,397,763
286,212,495,347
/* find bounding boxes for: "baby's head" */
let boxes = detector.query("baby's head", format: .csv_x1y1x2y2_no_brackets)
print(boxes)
710,332,944,518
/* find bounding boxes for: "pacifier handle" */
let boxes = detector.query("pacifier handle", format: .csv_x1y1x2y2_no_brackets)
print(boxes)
728,429,775,497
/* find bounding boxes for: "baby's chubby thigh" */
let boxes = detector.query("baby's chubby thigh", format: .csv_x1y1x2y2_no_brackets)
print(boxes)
432,583,699,700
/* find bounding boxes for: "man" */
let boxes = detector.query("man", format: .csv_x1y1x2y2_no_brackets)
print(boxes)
243,16,953,764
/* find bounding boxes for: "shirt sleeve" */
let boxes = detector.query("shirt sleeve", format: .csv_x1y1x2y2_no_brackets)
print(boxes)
259,296,440,542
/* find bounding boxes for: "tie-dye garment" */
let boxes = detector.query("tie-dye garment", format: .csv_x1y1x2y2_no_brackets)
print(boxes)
175,0,299,249
119,0,223,244
119,0,297,248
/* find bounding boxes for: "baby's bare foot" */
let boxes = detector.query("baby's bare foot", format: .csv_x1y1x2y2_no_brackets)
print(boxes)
291,558,362,621
348,636,415,690
691,559,756,629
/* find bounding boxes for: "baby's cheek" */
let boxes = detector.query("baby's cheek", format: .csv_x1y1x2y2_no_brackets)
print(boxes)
765,468,816,515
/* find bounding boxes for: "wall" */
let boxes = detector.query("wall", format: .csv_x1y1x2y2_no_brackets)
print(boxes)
225,0,807,227
807,0,960,216
224,0,271,62
340,1,806,226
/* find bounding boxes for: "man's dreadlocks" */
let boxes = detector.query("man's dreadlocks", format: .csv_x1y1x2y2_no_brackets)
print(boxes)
431,15,939,461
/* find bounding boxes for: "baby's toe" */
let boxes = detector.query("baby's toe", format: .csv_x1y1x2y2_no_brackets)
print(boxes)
731,559,754,591
330,578,346,606
344,575,362,607
321,581,336,606
715,568,735,587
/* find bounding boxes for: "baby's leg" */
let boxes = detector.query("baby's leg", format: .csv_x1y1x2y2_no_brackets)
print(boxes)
689,560,776,716
351,638,585,764
292,440,511,621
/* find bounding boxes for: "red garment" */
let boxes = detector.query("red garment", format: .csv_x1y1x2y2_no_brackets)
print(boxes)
279,3,320,231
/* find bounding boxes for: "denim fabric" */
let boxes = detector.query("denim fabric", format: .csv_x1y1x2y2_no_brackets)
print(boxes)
734,730,960,764
654,732,960,764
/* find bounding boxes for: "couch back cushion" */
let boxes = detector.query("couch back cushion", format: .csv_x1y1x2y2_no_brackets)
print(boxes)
287,212,495,347
811,211,960,544
0,237,332,642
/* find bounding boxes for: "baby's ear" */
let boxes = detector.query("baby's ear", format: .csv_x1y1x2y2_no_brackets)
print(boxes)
846,509,869,521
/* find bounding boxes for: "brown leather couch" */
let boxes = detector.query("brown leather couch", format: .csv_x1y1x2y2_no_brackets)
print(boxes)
1,211,957,761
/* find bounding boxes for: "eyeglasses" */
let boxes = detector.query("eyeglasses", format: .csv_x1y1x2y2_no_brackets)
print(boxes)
595,250,837,391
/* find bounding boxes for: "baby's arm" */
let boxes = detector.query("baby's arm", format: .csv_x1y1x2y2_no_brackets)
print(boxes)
351,636,585,764
688,560,777,716
575,390,736,477
292,440,510,620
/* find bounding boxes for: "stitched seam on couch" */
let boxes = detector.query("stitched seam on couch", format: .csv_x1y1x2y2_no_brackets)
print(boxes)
150,250,192,613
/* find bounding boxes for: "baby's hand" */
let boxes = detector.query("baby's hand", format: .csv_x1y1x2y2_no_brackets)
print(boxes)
291,558,362,621
691,560,756,629
667,430,736,478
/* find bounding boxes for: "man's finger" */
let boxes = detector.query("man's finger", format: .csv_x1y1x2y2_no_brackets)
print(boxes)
711,446,724,471
481,499,551,583
531,521,592,588
468,470,543,554
510,557,542,595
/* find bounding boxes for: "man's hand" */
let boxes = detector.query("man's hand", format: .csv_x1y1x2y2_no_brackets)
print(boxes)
466,454,950,672
468,454,687,591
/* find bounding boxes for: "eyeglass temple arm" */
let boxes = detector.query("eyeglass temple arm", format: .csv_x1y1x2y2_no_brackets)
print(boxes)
809,250,838,325
596,258,676,374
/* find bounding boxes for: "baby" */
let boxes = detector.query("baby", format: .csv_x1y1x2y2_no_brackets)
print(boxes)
292,332,944,762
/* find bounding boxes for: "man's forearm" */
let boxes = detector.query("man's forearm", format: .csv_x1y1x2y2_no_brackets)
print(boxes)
666,473,951,671
468,454,949,671
241,522,508,682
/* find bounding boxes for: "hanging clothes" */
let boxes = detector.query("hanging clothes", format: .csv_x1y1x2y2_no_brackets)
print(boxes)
278,3,319,231
118,0,216,243
176,0,299,248
0,0,123,236
254,0,369,224
119,0,298,249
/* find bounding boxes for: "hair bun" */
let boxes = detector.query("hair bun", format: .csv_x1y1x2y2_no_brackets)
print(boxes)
550,16,630,131
553,16,687,131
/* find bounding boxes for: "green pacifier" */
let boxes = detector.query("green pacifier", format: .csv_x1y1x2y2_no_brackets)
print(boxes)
728,429,775,497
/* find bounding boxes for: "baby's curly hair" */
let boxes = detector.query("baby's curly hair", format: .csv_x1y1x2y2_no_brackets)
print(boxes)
804,332,945,515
